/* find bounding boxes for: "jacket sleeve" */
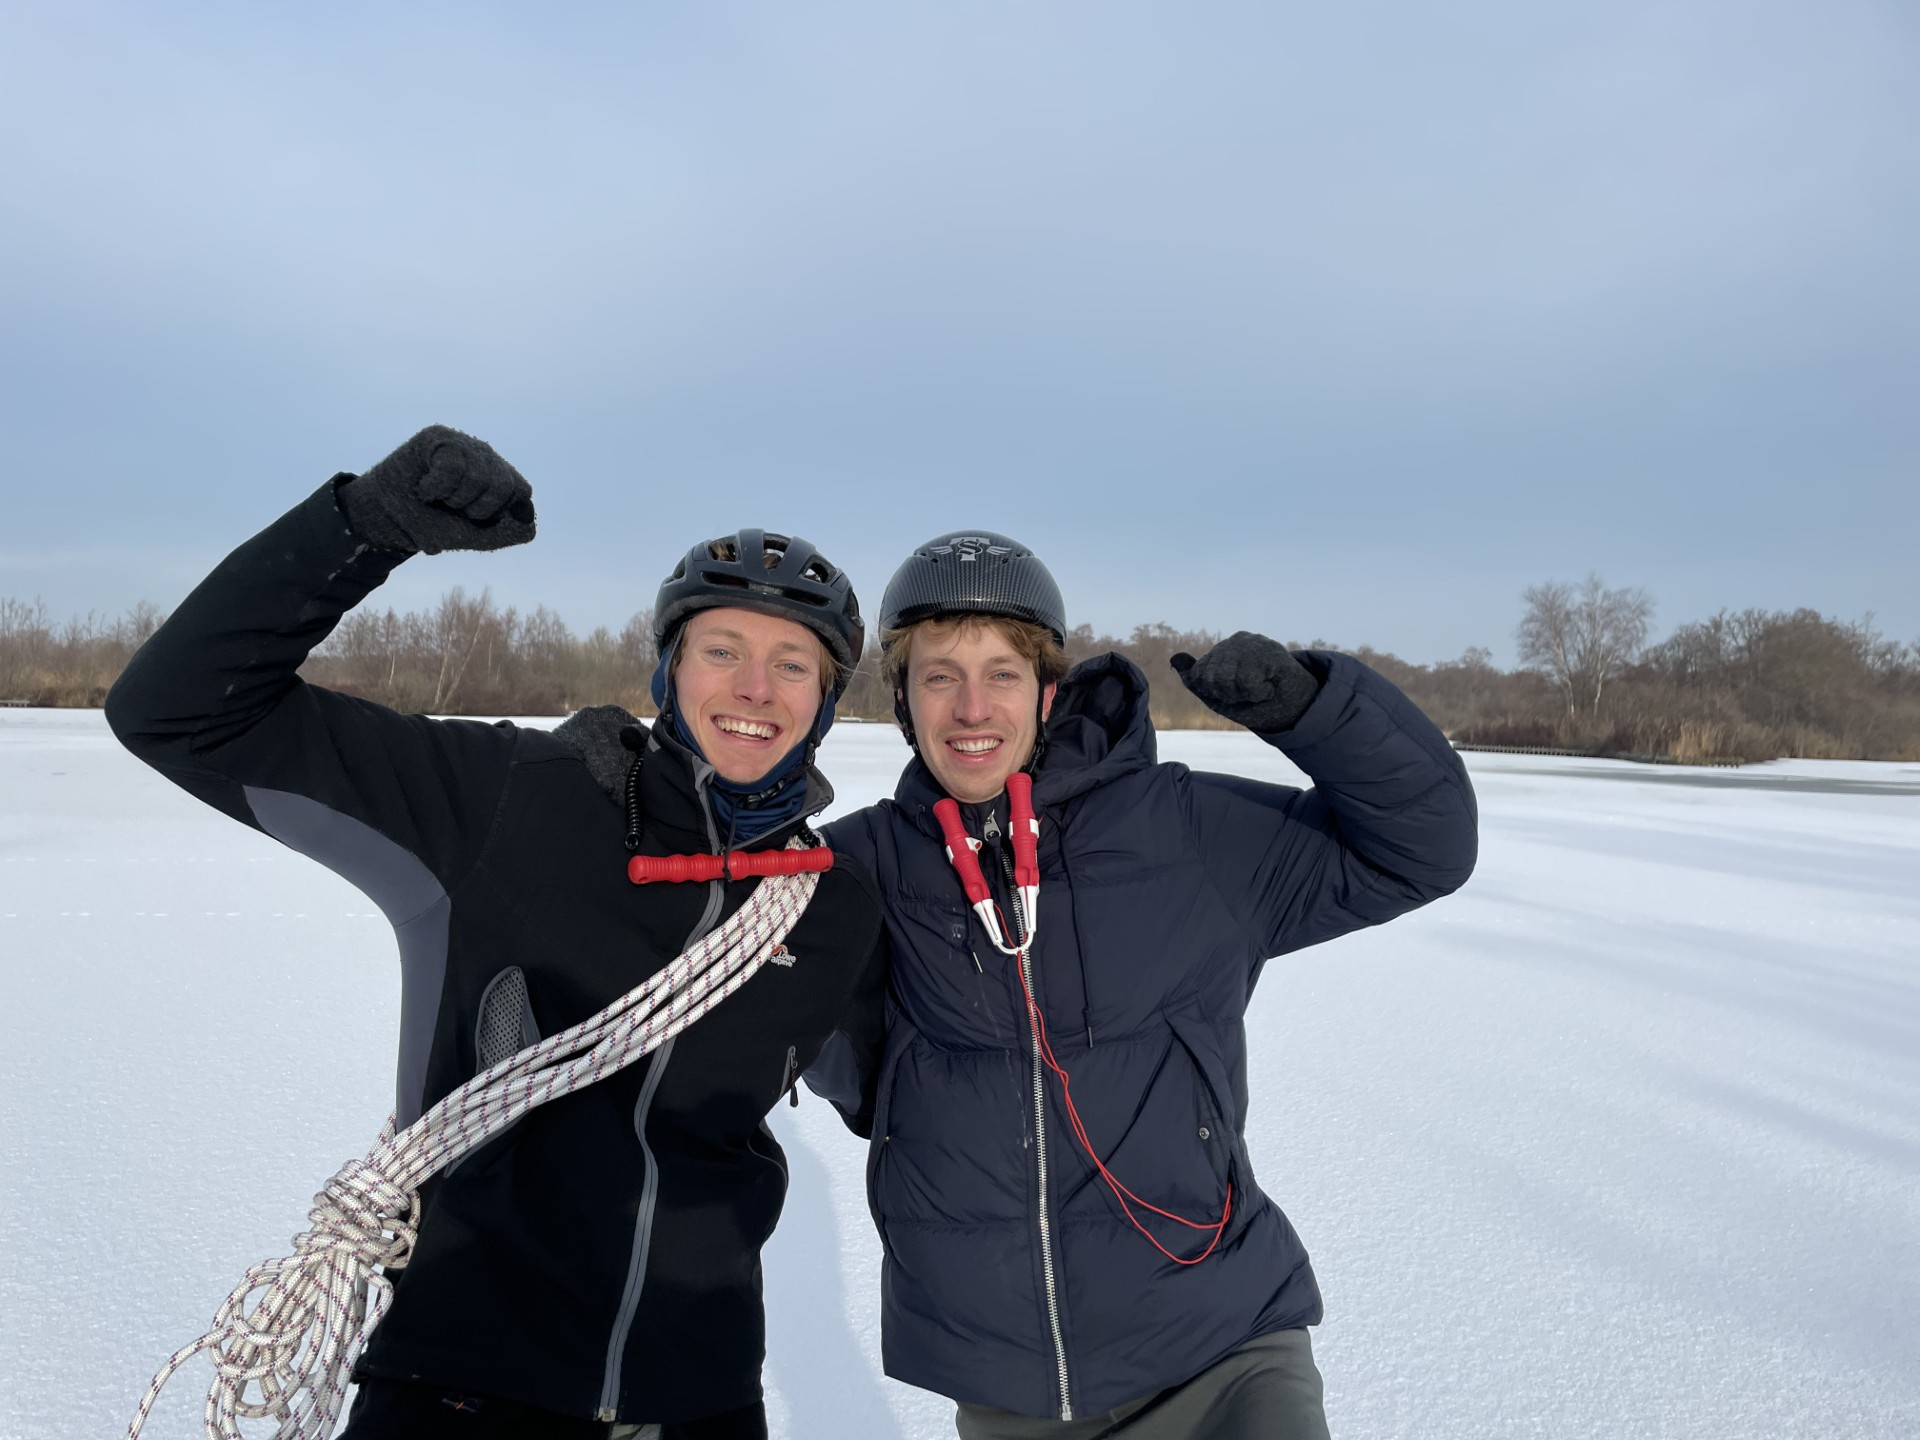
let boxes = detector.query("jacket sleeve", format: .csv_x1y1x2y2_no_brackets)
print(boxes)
1182,650,1478,970
800,924,891,1139
104,478,518,904
801,813,892,1137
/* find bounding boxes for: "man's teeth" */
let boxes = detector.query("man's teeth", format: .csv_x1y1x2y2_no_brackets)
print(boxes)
949,738,1001,755
715,717,777,739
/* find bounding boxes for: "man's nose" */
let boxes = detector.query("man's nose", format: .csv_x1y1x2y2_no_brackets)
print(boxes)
733,660,775,703
952,679,991,725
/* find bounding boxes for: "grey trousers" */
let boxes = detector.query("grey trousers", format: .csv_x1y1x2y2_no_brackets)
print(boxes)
955,1328,1331,1440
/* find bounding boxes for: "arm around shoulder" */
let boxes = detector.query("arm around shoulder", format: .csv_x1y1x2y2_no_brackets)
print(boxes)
804,812,893,1137
802,924,890,1139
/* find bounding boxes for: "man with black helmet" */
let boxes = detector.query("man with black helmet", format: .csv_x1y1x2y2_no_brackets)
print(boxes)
815,531,1479,1438
106,426,889,1440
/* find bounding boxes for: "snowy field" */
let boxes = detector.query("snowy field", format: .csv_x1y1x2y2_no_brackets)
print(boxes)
3,709,1917,1439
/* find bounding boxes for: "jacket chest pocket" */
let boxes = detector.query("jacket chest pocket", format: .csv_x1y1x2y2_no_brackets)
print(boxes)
889,900,1016,1048
473,965,542,1074
442,966,546,1181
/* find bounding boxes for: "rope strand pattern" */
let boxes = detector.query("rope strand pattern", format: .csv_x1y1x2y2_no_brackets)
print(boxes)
125,844,823,1440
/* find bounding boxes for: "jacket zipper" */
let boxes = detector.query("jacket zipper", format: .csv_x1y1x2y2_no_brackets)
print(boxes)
988,812,1073,1421
781,1043,800,1107
597,765,729,1422
597,1029,681,1421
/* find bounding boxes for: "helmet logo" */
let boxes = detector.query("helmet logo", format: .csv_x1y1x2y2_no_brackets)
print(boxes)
931,537,1013,563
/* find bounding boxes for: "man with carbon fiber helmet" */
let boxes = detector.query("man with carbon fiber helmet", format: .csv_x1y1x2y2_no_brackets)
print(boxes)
107,427,888,1439
812,529,1479,1439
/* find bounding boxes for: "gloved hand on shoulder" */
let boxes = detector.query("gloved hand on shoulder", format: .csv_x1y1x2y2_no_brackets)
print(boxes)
1170,631,1321,733
338,424,536,554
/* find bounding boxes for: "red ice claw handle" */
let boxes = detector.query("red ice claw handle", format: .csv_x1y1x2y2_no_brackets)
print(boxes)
1004,772,1040,938
628,848,834,885
935,799,1022,952
932,800,990,906
1005,773,1039,889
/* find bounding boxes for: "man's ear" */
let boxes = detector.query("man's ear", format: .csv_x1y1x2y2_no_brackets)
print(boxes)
1040,682,1057,722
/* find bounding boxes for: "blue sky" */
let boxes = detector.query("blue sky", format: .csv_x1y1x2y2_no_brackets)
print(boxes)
2,1,1914,665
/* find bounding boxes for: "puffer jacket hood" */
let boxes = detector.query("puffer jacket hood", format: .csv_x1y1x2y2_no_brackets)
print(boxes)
1035,652,1157,804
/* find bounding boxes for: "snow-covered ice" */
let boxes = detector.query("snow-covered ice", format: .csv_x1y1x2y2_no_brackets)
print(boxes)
3,710,1916,1438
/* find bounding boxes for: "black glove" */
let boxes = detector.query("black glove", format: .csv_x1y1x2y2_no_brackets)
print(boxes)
338,424,536,554
1170,631,1321,733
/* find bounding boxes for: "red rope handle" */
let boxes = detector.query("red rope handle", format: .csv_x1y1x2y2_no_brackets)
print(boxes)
627,848,834,885
1003,903,1232,1267
932,799,991,905
1005,773,1040,890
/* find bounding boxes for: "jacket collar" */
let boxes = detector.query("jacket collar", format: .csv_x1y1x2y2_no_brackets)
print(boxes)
552,703,833,853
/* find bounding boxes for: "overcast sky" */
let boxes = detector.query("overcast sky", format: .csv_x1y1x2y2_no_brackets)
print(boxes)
3,1,1914,666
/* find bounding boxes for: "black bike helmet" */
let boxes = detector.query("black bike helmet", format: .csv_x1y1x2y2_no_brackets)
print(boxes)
655,530,864,676
878,531,1065,643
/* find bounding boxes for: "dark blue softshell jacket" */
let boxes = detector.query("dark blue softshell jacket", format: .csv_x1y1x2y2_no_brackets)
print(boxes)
819,651,1478,1420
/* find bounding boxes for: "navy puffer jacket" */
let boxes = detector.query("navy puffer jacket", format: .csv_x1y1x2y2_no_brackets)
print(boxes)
820,650,1477,1420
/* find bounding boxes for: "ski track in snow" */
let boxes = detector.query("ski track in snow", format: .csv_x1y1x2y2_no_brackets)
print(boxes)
3,710,1916,1439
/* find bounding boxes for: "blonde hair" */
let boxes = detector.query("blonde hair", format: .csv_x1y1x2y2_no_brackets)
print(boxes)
880,614,1069,692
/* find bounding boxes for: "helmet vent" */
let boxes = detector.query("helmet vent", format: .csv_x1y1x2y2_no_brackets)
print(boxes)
656,529,865,671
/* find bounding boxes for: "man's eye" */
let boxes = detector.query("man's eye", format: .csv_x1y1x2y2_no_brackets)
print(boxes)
706,647,734,661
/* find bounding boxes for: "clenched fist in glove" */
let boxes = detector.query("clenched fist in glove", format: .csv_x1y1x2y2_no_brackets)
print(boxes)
338,424,536,554
1170,631,1322,734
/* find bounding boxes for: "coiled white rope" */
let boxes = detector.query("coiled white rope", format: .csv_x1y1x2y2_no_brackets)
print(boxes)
125,845,824,1440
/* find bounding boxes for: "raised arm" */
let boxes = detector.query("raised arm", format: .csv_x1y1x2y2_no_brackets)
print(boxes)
105,426,537,893
1173,635,1478,969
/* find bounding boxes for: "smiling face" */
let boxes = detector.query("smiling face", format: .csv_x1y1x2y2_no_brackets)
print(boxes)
672,607,828,784
905,617,1057,804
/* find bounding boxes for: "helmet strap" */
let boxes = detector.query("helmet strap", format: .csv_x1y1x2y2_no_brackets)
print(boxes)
892,683,918,753
1026,687,1050,774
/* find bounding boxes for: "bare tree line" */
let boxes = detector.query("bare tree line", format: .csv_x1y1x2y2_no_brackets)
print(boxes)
4,585,1918,762
0,597,164,707
306,589,660,717
1440,575,1920,762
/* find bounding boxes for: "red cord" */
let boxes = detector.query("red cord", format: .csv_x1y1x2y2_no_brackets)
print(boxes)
1001,903,1231,1266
